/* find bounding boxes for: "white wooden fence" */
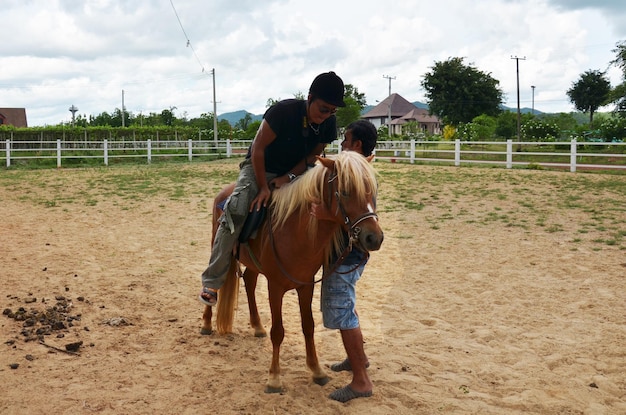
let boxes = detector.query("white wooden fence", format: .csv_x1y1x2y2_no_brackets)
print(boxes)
2,139,625,173
370,139,626,172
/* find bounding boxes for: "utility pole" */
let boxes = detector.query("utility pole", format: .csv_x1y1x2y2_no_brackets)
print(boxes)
121,89,125,128
531,85,536,115
211,68,218,146
383,74,395,138
511,56,526,150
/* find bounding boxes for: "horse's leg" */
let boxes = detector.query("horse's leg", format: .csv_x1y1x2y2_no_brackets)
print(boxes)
201,305,213,335
265,285,286,393
242,268,267,337
297,284,329,386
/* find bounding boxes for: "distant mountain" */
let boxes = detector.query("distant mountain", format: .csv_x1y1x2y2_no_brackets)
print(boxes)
219,102,430,124
501,105,544,115
219,101,543,124
217,110,262,125
412,101,429,110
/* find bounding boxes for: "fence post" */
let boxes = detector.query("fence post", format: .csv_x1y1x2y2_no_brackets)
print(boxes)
5,139,10,167
570,139,577,173
506,139,513,169
454,139,461,166
188,139,193,162
147,139,152,163
227,139,232,157
57,139,62,168
410,139,415,164
104,139,108,166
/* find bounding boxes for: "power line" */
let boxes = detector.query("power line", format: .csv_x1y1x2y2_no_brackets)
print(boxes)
169,0,217,142
169,0,207,73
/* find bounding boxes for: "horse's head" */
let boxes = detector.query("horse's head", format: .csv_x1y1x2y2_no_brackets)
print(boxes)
318,151,384,252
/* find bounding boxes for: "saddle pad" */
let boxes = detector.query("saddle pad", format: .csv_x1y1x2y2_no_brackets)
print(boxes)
239,206,266,243
216,198,266,242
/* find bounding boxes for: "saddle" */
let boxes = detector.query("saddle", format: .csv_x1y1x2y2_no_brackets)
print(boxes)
216,199,267,243
239,206,267,243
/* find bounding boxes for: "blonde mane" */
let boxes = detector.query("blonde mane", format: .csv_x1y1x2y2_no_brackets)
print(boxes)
269,151,378,260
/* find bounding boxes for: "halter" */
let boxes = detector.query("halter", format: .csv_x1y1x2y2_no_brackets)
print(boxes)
327,168,378,250
257,163,378,286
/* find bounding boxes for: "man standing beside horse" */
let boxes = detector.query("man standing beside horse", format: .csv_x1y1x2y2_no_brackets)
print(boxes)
313,119,378,402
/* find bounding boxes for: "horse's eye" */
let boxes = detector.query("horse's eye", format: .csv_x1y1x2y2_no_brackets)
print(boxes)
341,191,350,198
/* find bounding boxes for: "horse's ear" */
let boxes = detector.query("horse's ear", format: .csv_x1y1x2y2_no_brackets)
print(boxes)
366,154,375,163
317,156,335,169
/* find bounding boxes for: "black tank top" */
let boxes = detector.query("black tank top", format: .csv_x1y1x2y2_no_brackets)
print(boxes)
246,99,337,175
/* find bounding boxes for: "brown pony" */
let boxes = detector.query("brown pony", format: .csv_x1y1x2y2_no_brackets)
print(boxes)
201,151,383,393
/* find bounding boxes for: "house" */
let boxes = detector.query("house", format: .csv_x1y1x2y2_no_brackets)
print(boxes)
391,108,441,135
0,108,28,127
362,93,440,136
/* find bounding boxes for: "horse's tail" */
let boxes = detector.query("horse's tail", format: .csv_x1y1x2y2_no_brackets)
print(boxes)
211,182,239,334
215,256,240,334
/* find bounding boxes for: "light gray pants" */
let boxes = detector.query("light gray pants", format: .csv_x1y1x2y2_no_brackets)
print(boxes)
201,158,277,289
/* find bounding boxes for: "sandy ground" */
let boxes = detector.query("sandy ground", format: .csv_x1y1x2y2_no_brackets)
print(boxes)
1,160,625,415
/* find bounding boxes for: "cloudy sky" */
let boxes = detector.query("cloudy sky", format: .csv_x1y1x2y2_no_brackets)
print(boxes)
2,0,625,126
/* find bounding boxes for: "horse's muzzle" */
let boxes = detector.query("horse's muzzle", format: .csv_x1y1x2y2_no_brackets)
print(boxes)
361,229,384,251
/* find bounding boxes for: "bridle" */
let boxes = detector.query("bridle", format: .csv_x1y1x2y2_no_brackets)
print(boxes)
258,164,378,286
327,169,378,251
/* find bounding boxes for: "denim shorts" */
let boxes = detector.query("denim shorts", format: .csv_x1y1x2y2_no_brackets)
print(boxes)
321,264,365,330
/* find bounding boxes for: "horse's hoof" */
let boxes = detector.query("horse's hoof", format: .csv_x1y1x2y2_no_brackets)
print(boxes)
200,328,213,335
264,385,283,394
313,376,330,386
254,330,267,338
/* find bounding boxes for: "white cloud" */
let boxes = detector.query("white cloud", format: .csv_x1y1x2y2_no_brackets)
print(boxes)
0,0,624,126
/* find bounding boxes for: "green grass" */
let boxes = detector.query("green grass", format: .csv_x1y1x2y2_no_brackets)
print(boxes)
374,162,626,249
2,159,625,250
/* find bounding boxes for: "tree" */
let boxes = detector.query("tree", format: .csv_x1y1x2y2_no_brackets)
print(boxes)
540,112,578,134
235,113,253,131
188,112,215,131
244,120,262,138
218,119,232,136
609,40,626,116
111,108,131,127
402,121,422,138
471,114,497,140
336,84,366,129
160,107,177,126
495,111,518,139
566,70,611,128
266,98,281,108
89,111,113,126
421,57,504,126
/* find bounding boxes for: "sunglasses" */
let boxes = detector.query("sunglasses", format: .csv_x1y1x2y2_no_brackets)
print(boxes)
317,101,338,115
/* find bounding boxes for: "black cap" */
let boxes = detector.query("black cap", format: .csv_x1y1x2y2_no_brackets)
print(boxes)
309,72,346,107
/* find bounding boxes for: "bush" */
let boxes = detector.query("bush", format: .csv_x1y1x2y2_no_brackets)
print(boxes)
521,119,559,141
599,117,626,142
